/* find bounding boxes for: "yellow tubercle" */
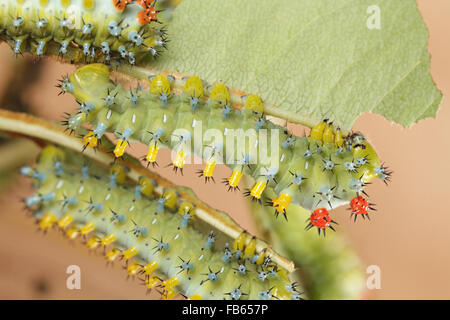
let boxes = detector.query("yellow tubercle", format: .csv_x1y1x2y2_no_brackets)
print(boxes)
66,227,79,240
184,76,204,98
145,276,161,289
80,222,95,236
188,294,203,300
127,262,141,276
244,236,257,257
82,0,95,10
227,170,243,188
146,145,159,164
114,139,128,158
173,151,186,169
233,231,248,252
272,193,292,214
101,233,116,247
150,74,171,96
57,214,73,230
109,164,126,184
250,181,267,199
122,246,138,260
142,261,158,275
161,287,177,300
255,248,267,265
244,94,263,113
322,123,335,144
334,128,344,148
352,141,381,183
162,189,178,211
86,236,100,250
178,202,194,217
210,83,230,104
138,177,154,197
161,277,179,289
310,120,327,141
202,160,216,178
105,248,121,262
39,213,57,231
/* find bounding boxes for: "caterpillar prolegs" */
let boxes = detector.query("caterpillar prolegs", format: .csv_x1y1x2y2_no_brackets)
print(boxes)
0,0,167,65
21,145,299,300
61,64,391,223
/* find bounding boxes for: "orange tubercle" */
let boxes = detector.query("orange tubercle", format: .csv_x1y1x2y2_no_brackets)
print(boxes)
113,0,129,11
113,0,133,11
138,7,158,25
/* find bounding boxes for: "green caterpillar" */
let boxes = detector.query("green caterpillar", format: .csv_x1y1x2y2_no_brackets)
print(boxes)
21,144,299,300
0,0,167,65
61,64,390,222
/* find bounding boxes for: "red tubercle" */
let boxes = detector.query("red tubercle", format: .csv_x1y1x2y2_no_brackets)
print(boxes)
349,195,375,221
310,208,331,229
350,195,369,215
306,208,337,236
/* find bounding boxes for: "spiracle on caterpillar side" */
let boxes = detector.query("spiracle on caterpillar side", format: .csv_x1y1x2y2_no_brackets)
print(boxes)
0,0,169,65
59,63,392,227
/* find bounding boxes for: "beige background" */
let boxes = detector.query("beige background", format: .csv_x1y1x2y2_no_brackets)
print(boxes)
0,0,449,299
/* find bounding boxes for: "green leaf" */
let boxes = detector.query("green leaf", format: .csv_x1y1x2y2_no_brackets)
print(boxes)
154,0,442,130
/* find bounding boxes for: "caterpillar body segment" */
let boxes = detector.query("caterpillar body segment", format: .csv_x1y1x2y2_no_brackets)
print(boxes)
63,64,388,215
0,0,167,64
23,145,297,300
